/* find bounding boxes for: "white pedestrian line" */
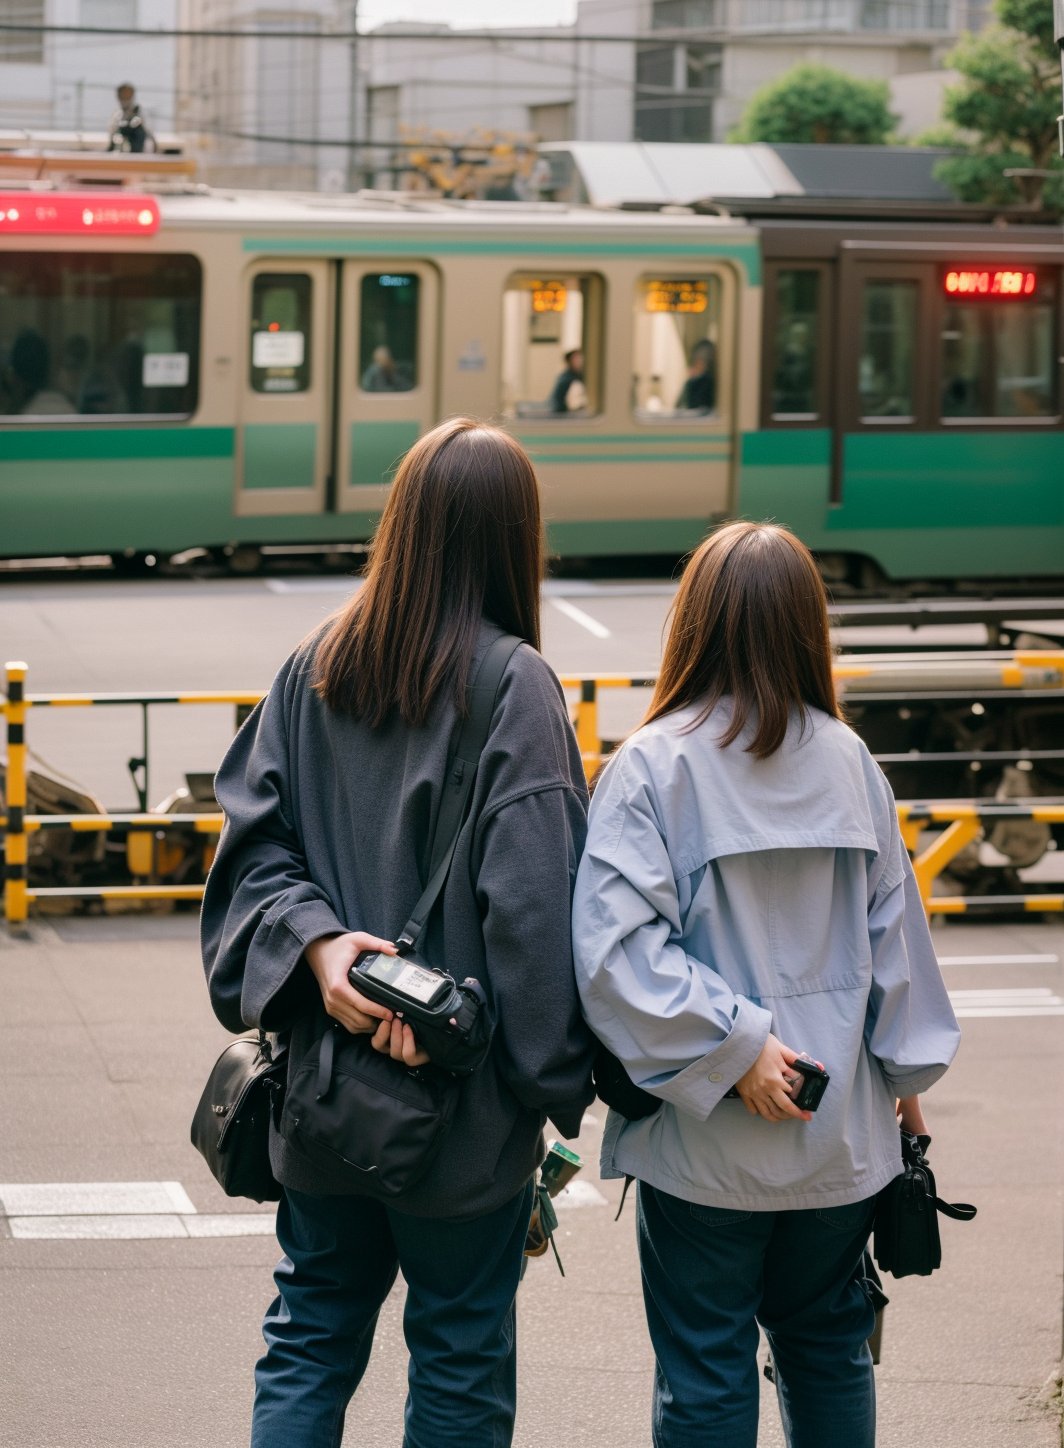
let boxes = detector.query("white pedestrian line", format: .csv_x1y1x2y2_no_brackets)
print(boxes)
0,1181,275,1242
938,954,1059,966
948,986,1064,1018
8,1213,278,1242
948,987,1058,998
554,1180,609,1210
953,1006,1064,1018
549,596,612,639
0,1181,195,1217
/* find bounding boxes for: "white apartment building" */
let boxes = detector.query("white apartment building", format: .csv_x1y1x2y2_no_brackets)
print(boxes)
0,0,179,137
175,0,353,190
3,0,986,191
362,0,990,160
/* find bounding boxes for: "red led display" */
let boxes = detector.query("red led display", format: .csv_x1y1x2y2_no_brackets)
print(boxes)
943,268,1037,298
0,193,160,237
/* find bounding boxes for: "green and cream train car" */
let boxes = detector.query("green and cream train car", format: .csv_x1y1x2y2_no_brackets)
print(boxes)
1,183,1062,583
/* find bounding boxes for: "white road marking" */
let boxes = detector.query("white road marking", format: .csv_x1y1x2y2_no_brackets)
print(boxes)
0,1181,195,1216
549,597,611,639
553,1181,609,1209
953,1006,1064,1018
9,1215,191,1241
265,578,357,594
8,1213,279,1241
938,954,1059,966
949,986,1064,1018
0,1181,274,1241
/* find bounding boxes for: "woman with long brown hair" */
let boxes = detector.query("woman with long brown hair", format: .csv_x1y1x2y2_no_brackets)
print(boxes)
573,522,959,1448
202,418,594,1448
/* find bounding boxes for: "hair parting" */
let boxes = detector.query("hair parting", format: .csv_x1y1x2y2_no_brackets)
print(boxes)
644,521,842,758
312,418,543,726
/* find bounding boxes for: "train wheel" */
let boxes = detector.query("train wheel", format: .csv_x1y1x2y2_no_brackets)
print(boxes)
110,550,160,575
211,544,262,575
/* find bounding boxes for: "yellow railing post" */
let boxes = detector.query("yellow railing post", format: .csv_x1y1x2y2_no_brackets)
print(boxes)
911,814,982,911
573,679,601,780
4,661,29,925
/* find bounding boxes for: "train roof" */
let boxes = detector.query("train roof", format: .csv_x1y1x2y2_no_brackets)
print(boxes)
543,142,1050,222
144,188,756,238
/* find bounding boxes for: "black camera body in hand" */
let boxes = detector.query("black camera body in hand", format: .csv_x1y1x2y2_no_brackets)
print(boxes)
349,949,492,1076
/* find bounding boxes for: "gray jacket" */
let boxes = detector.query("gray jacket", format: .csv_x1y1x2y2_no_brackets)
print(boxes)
573,702,960,1212
201,625,595,1220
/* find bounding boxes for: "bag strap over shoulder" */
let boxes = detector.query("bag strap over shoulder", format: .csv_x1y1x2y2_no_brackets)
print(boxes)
397,633,523,952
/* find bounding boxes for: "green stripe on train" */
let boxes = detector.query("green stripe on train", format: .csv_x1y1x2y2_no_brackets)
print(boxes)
241,236,762,282
737,428,1064,579
0,427,235,461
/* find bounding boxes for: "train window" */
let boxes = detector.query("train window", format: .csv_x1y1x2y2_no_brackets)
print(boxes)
632,276,721,420
250,274,312,394
770,270,820,419
501,274,602,418
0,252,200,419
359,273,419,392
858,280,916,420
940,275,1057,420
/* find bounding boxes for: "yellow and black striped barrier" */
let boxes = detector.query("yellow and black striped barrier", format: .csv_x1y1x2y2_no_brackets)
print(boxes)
3,662,28,925
5,659,1064,925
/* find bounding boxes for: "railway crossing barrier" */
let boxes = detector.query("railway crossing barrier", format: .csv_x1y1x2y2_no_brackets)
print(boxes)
4,658,1064,925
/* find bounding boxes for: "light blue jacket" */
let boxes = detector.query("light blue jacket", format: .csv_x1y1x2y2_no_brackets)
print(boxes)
572,701,960,1211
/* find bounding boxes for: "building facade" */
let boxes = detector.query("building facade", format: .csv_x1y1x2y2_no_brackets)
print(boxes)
0,0,179,137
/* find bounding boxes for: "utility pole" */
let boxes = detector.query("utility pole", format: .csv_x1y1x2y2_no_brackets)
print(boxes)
348,0,360,191
1056,0,1064,156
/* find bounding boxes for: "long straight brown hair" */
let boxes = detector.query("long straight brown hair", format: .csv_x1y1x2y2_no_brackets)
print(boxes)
644,521,841,759
313,418,542,726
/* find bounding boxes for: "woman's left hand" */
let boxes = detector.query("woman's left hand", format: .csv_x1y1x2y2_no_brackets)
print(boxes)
371,1016,431,1068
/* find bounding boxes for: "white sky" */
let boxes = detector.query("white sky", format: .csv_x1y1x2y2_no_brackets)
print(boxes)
359,1,579,29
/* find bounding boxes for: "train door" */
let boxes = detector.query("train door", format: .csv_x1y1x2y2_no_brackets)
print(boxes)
334,262,439,517
834,259,934,504
234,261,333,516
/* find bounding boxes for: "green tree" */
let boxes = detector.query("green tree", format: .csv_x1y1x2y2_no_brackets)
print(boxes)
930,0,1063,211
729,64,897,145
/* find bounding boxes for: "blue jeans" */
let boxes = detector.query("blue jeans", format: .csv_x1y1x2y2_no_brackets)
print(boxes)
251,1180,535,1448
637,1182,877,1448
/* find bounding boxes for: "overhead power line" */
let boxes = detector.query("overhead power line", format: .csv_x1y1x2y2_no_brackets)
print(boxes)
0,22,680,42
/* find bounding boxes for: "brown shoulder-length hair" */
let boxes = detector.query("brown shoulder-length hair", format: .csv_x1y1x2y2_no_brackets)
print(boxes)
644,521,841,759
313,418,542,726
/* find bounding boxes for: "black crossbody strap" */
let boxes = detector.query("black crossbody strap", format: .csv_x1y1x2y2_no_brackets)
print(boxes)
397,633,522,952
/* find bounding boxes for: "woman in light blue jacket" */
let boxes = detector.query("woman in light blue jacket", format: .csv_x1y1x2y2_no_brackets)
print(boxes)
572,521,959,1448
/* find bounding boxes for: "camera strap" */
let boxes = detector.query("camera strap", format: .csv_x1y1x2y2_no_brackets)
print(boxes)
396,632,523,954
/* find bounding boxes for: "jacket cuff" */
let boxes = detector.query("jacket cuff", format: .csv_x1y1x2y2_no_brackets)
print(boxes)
242,897,347,1029
882,1064,949,1097
649,997,772,1121
547,1102,591,1140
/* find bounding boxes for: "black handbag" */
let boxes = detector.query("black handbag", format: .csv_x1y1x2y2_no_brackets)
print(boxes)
190,1030,287,1202
276,632,522,1195
591,1044,662,1120
279,1021,459,1197
873,1130,976,1278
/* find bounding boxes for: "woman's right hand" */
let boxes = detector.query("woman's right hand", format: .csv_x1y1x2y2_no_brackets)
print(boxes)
304,932,397,1035
733,1034,813,1123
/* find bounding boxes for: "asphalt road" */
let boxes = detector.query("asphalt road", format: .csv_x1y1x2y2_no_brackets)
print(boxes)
1,572,1062,1446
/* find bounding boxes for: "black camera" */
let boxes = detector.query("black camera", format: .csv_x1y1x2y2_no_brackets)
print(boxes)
348,948,492,1076
722,1052,830,1111
789,1056,830,1112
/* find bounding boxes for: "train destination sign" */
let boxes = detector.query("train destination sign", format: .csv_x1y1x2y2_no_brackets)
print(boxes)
528,281,568,314
943,268,1038,298
0,192,160,236
644,279,709,314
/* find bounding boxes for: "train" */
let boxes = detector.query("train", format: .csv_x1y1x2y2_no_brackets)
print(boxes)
1,146,1063,585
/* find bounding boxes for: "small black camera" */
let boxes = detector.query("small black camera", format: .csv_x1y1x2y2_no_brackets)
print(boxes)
790,1056,830,1112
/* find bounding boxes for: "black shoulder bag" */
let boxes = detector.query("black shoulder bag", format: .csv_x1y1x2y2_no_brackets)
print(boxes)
279,633,522,1200
190,1028,287,1203
873,1130,977,1278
